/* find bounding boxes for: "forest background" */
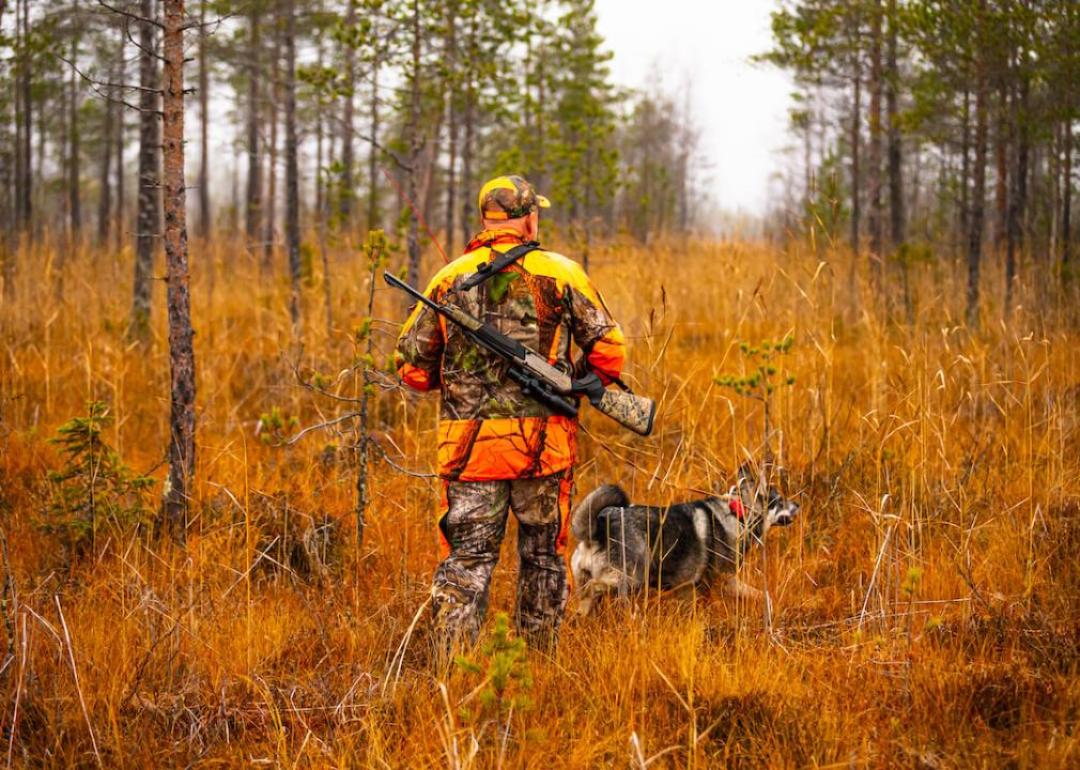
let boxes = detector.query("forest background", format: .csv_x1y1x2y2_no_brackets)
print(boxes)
0,0,1078,767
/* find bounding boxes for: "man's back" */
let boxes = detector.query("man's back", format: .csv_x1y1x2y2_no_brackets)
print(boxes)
395,228,624,481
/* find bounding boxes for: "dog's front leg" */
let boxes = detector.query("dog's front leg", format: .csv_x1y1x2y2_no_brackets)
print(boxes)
722,574,764,601
575,581,599,615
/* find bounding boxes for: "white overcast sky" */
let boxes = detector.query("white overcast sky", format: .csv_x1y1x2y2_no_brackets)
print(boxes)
594,0,794,216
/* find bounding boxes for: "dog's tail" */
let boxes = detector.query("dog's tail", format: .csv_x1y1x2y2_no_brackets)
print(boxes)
571,484,630,543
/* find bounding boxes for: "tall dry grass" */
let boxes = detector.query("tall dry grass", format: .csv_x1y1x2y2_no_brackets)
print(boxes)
0,230,1077,768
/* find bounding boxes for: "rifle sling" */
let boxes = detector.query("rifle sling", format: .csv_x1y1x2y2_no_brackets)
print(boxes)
457,241,541,292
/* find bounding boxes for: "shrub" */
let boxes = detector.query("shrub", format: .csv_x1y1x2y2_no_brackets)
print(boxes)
41,401,155,558
454,612,533,727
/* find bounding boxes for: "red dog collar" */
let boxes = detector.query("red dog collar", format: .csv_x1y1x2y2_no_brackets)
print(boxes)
729,498,745,521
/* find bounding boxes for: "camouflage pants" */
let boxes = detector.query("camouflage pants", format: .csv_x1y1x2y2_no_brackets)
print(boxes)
433,471,573,652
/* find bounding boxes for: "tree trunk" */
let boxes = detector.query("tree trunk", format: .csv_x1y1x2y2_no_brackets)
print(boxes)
885,0,903,247
420,113,444,232
1050,123,1060,261
340,0,356,226
678,87,694,234
1064,118,1073,272
1025,135,1038,251
161,0,196,543
536,53,546,192
96,58,114,244
994,81,1008,251
35,78,44,223
230,155,239,230
130,0,160,341
115,21,126,251
801,110,813,213
459,15,476,248
245,8,261,250
966,1,989,326
867,0,883,288
284,0,301,331
1,0,12,299
910,135,922,232
263,8,281,271
17,0,31,235
849,10,862,259
959,88,971,260
197,0,210,239
1,136,9,299
367,57,380,232
315,105,323,222
444,4,457,254
10,0,21,246
405,0,422,287
68,5,82,243
315,15,332,337
1005,72,1028,312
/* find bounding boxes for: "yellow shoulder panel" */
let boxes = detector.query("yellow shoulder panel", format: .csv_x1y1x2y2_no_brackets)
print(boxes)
522,250,602,305
423,248,493,295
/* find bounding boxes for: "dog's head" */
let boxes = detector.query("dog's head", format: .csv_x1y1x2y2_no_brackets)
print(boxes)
732,463,800,527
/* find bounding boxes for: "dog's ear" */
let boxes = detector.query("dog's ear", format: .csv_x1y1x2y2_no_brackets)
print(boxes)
736,462,762,494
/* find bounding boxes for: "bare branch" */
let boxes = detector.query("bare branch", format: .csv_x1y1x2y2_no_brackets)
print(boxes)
55,53,162,96
97,0,163,29
283,412,360,446
322,109,411,172
180,10,238,33
125,21,167,63
369,439,437,479
58,54,154,113
360,131,411,173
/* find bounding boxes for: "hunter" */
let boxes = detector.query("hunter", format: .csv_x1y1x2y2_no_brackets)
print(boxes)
394,175,625,651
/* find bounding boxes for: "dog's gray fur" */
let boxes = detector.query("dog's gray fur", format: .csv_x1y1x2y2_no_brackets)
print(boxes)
570,466,800,614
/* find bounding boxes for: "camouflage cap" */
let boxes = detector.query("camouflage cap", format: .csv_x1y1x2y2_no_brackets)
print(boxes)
478,175,551,221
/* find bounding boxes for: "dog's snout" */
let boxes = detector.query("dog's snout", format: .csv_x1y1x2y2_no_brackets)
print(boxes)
772,501,799,526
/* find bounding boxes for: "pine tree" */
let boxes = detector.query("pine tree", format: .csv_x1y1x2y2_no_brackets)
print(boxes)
548,0,618,262
129,0,160,341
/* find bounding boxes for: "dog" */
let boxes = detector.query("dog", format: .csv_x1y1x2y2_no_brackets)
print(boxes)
569,465,800,614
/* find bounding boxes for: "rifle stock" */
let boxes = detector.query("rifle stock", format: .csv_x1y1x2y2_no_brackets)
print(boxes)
594,389,656,436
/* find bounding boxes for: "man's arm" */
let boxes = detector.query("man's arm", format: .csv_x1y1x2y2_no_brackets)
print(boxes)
394,277,445,392
565,267,626,384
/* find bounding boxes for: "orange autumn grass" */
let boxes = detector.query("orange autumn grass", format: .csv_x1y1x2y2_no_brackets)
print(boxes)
0,230,1077,768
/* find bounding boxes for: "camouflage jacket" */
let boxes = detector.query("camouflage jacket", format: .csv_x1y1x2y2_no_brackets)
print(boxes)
395,230,625,481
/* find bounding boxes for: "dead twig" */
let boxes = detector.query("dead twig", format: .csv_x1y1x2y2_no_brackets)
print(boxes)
55,596,102,768
0,528,16,660
382,595,432,696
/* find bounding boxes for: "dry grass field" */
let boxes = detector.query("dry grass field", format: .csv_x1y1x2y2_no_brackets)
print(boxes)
0,233,1077,768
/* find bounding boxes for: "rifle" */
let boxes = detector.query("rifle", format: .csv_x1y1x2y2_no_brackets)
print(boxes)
385,271,656,436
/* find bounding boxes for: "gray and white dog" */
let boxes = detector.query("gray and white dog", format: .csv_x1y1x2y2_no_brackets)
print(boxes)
570,466,800,614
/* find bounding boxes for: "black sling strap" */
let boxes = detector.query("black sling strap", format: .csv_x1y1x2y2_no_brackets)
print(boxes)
457,240,541,293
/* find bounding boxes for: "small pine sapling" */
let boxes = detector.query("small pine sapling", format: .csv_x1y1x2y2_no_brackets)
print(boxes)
714,334,797,462
354,228,388,550
714,335,796,630
256,405,300,445
454,613,534,732
284,229,405,560
42,401,155,559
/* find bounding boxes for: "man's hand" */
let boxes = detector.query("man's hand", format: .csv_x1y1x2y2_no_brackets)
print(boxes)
570,372,606,406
